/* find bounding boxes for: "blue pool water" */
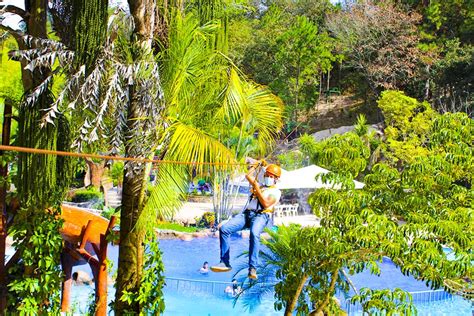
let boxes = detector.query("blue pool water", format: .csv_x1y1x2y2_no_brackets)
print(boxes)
69,236,472,315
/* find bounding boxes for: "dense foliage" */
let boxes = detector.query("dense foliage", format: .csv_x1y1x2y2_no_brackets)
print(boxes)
229,0,472,123
1,0,472,315
292,91,471,314
240,91,472,315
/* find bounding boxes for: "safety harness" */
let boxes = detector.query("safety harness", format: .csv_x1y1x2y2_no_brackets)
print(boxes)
246,185,277,214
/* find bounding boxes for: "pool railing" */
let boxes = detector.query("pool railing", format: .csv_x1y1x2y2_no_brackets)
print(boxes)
343,289,455,313
165,277,275,298
165,277,462,314
166,277,230,297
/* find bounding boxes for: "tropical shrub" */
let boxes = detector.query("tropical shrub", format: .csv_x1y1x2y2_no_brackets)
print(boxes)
197,211,216,228
70,187,103,203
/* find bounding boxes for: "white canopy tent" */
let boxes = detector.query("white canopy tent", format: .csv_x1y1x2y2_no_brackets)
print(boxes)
277,165,365,190
230,165,364,190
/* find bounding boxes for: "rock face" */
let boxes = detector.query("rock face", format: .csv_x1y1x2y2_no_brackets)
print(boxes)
179,234,193,241
155,228,216,240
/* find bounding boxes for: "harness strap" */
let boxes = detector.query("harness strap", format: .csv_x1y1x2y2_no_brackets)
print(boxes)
248,186,276,213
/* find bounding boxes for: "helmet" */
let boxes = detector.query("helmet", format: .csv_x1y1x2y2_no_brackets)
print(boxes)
265,164,281,178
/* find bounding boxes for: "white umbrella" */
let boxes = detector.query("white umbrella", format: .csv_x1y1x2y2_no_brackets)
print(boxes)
277,165,365,190
231,164,364,190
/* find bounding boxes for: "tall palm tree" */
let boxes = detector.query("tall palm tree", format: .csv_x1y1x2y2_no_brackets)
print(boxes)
151,10,283,224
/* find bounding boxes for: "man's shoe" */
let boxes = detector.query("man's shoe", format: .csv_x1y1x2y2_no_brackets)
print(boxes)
210,262,232,272
248,267,258,280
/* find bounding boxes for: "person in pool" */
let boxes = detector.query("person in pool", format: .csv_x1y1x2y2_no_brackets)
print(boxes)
224,279,242,297
211,159,281,280
199,261,209,274
232,279,242,296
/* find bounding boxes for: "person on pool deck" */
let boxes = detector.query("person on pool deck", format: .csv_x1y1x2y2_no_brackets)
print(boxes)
211,160,281,280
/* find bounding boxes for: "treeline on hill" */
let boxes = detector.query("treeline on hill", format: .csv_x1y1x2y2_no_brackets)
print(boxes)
225,0,473,134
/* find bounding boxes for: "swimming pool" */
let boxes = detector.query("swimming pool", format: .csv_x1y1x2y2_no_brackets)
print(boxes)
69,236,472,315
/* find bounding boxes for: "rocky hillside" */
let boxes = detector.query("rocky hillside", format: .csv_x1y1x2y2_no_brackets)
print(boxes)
274,94,383,155
306,94,381,134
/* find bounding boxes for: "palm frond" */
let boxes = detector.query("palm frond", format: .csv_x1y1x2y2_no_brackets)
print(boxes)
160,11,220,112
136,163,188,232
220,68,246,122
231,246,278,313
245,83,284,155
164,121,236,173
214,68,284,156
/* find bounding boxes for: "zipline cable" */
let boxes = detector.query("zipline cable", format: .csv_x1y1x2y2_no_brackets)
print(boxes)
262,120,306,162
0,120,305,169
0,145,249,167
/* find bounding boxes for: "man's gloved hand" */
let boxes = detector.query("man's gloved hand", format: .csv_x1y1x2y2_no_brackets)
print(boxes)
245,157,257,165
245,157,267,166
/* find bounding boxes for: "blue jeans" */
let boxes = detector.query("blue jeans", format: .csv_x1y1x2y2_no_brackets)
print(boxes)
219,210,270,270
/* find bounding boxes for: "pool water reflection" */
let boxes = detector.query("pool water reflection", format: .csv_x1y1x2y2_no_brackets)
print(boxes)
69,236,472,315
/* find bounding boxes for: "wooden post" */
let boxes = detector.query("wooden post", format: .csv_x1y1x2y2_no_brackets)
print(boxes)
95,234,108,315
0,98,13,314
59,207,116,315
60,251,74,312
95,216,115,316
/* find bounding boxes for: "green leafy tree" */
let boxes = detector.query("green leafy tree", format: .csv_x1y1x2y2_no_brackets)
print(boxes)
398,1,474,116
273,16,340,130
401,0,474,44
241,91,472,315
430,39,473,116
234,4,340,134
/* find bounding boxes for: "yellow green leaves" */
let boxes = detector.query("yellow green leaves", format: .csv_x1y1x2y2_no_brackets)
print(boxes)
351,288,416,315
378,91,438,164
165,121,235,173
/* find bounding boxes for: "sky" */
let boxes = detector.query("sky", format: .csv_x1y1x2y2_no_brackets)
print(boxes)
0,1,24,30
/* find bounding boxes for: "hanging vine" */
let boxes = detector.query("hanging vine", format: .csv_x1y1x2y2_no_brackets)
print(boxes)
70,0,108,71
7,0,106,313
9,92,73,314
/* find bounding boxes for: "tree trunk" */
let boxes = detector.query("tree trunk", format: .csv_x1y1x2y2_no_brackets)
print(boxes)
115,98,146,315
310,269,339,315
84,158,106,188
114,1,156,313
84,158,112,206
284,274,308,316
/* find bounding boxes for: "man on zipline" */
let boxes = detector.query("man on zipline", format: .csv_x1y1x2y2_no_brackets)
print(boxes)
211,160,282,279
